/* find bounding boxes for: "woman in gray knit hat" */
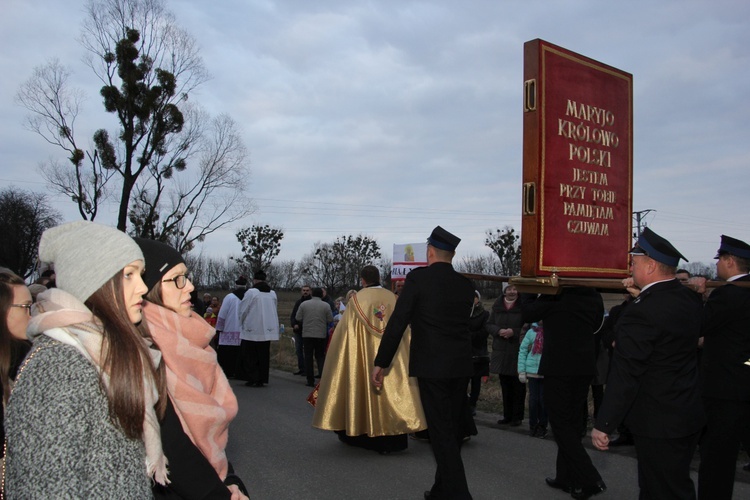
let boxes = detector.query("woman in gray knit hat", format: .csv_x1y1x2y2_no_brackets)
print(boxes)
3,221,167,498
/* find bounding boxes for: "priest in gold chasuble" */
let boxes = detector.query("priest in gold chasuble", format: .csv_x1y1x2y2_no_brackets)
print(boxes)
312,266,426,453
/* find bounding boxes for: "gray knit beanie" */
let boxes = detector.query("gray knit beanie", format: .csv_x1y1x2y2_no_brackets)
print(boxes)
38,221,144,303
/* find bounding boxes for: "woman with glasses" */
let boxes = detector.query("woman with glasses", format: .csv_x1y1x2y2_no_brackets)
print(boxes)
134,238,248,500
4,221,165,498
0,268,32,467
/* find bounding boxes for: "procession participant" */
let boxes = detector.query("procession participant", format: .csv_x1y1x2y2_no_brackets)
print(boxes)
5,221,165,498
693,235,750,500
522,286,606,500
296,287,333,387
486,284,526,426
238,269,279,387
373,226,476,500
215,276,248,378
135,238,247,499
593,228,705,500
0,268,32,463
313,265,426,454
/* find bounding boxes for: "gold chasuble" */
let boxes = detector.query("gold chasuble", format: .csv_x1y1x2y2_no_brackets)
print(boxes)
312,287,426,436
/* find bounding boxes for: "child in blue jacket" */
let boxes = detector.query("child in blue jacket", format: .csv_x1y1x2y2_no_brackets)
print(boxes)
518,322,548,437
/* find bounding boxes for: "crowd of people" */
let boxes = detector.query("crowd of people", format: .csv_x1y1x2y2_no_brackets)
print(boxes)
2,222,750,499
1,222,249,499
310,226,750,500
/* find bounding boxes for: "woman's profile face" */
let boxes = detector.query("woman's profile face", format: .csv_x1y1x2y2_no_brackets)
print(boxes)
122,260,148,324
7,284,32,340
160,263,195,317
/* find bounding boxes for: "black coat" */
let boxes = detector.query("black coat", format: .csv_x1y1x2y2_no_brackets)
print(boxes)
485,298,525,375
153,399,245,499
290,295,310,332
375,262,475,378
596,279,706,438
521,287,604,377
700,274,750,401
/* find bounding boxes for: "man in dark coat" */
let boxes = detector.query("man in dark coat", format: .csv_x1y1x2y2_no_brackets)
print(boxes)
694,235,750,499
593,227,705,500
372,226,476,500
522,286,606,499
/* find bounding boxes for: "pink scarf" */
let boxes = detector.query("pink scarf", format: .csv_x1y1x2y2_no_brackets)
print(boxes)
143,302,238,480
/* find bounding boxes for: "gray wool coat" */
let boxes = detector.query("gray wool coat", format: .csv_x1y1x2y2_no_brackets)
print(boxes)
4,335,153,499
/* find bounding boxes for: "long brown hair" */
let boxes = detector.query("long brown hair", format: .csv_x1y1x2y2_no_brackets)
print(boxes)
0,268,28,405
85,270,166,439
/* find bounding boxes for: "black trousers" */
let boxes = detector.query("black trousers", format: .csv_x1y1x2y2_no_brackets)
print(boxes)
239,340,271,384
635,432,700,500
216,345,240,379
418,377,472,500
303,337,326,384
698,397,750,500
293,331,305,371
498,374,526,422
544,375,602,489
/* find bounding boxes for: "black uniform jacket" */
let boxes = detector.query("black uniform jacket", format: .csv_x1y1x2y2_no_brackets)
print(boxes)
596,279,706,438
700,274,750,401
374,262,475,378
521,287,604,377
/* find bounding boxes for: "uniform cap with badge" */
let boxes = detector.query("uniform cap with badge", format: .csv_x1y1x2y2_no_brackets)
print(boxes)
628,227,687,267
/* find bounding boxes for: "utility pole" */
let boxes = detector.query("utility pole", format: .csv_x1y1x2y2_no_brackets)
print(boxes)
632,209,655,237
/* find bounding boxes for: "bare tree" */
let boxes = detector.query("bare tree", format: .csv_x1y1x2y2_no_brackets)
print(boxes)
236,224,284,275
185,252,238,290
485,226,522,276
16,0,214,232
300,243,339,293
0,188,62,278
379,258,392,291
456,254,496,276
16,60,114,221
682,261,717,280
455,254,502,299
129,111,253,252
268,260,303,291
301,235,381,294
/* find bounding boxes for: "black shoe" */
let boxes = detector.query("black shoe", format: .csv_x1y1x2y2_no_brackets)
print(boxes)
571,481,607,499
537,426,548,439
315,373,322,378
293,370,304,375
306,381,315,387
423,491,434,499
545,477,571,493
743,462,750,472
609,435,634,447
497,418,511,425
509,420,522,427
529,427,537,437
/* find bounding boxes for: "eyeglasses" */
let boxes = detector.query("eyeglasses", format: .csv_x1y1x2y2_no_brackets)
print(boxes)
162,274,191,289
11,303,33,315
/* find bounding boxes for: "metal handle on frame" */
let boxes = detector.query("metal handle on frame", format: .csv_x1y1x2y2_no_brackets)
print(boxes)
523,182,536,215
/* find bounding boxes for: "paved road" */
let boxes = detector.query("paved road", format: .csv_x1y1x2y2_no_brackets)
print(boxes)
226,369,750,500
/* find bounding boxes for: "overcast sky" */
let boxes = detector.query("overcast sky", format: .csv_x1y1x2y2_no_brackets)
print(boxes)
2,0,749,268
